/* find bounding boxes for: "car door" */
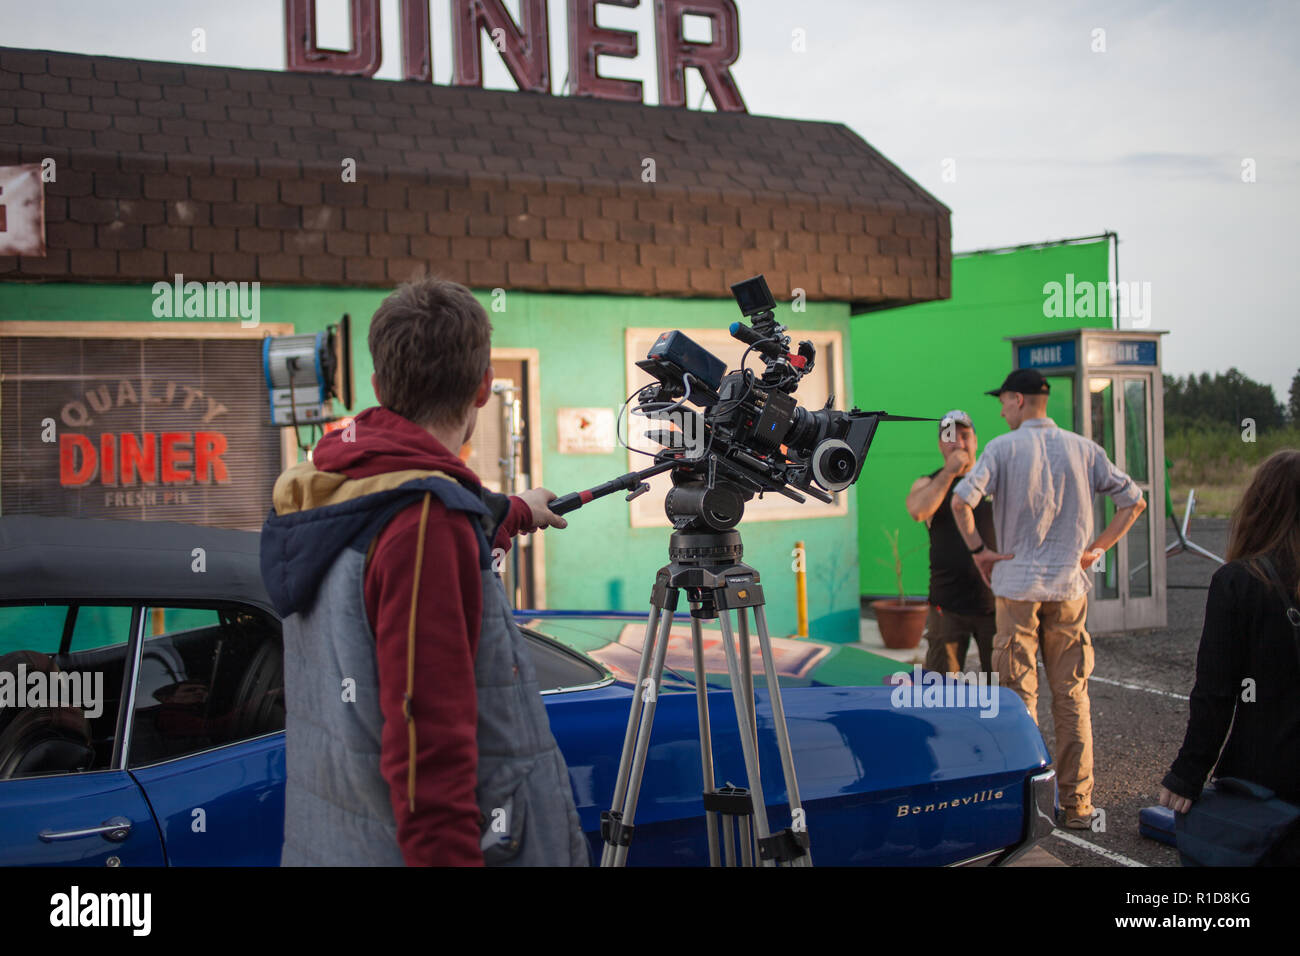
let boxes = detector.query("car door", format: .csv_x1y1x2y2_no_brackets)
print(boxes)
126,604,285,866
0,603,165,866
0,772,165,866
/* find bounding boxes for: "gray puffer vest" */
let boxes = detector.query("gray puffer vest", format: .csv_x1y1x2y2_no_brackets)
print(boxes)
274,472,588,866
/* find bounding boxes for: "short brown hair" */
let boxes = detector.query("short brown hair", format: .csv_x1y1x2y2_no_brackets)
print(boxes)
368,278,492,427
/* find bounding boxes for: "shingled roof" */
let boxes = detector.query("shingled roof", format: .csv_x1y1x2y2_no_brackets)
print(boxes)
0,46,951,310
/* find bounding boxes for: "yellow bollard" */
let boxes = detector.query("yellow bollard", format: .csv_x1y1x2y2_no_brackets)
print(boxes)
794,540,808,638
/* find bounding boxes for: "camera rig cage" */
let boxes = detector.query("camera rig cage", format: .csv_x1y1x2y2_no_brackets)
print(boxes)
549,274,930,530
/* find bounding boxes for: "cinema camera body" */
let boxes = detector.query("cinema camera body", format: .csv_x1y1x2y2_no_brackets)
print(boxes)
550,275,902,531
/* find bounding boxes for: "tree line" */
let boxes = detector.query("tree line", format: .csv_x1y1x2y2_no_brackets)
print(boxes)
1163,368,1300,430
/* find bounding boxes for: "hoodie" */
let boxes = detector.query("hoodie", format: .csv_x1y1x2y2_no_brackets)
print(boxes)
262,405,536,866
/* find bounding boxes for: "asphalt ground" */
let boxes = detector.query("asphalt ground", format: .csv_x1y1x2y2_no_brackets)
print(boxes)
1026,516,1231,867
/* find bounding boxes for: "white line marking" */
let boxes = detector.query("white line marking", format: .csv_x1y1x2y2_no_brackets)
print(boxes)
1050,829,1148,867
1034,663,1189,701
1089,674,1189,701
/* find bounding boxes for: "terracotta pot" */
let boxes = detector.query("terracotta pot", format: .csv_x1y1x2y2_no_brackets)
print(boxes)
870,599,930,649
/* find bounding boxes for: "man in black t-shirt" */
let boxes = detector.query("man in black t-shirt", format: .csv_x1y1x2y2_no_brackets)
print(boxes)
904,410,997,675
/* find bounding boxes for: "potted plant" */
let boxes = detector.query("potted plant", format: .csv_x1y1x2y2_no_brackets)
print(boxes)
871,528,929,649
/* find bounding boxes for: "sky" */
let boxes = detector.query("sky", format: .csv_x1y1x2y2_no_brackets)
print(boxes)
3,0,1297,401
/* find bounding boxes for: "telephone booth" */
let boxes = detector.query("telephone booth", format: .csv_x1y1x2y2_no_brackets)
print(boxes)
1007,329,1168,633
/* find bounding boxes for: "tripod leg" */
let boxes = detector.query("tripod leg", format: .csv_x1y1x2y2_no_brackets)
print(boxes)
721,813,736,866
738,610,759,779
752,605,812,867
737,610,758,867
1187,541,1225,564
690,616,721,866
717,611,775,866
600,603,663,867
610,606,677,867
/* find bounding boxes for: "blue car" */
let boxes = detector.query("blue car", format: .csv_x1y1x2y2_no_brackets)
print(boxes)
0,516,1054,866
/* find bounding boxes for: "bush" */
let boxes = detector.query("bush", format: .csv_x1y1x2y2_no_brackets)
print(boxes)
1164,422,1300,517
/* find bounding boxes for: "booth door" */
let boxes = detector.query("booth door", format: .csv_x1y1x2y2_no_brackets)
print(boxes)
1086,373,1163,633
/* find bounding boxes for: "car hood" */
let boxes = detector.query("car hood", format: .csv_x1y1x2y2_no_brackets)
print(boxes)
515,613,904,691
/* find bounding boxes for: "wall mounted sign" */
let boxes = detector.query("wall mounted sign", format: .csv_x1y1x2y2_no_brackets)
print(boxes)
1085,339,1157,367
0,330,288,530
0,164,46,257
284,0,746,111
1017,340,1077,371
557,406,616,454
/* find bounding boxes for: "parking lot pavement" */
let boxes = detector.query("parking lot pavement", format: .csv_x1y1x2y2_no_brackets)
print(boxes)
1028,517,1229,868
1007,843,1068,866
862,515,1230,868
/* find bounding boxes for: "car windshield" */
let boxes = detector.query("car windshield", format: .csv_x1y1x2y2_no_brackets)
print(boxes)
515,625,609,693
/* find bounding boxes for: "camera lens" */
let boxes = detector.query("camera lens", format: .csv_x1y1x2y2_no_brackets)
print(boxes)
811,439,856,492
784,406,820,453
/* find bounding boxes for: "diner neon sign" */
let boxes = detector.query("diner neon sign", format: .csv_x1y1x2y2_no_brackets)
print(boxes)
284,0,746,112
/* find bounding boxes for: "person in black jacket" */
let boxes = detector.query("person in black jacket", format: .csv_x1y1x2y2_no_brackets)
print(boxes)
1159,449,1300,860
905,410,997,675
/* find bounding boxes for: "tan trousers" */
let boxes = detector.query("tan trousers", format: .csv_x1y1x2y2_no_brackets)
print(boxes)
992,595,1095,812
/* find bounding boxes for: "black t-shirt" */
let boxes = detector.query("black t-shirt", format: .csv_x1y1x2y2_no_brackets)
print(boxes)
923,468,996,615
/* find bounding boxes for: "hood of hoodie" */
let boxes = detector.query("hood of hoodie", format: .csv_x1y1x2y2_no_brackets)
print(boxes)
260,406,490,617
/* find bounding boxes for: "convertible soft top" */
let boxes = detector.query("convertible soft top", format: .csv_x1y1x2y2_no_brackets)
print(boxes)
0,515,271,610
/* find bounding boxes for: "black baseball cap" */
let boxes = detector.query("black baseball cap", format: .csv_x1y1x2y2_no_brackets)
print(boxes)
987,368,1050,397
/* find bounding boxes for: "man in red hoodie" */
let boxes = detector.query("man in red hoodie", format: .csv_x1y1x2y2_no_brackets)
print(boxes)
262,278,589,866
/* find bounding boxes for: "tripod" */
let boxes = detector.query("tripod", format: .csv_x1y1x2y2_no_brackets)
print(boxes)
599,528,811,867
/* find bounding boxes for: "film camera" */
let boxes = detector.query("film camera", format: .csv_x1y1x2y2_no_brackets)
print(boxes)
568,277,927,867
550,275,917,530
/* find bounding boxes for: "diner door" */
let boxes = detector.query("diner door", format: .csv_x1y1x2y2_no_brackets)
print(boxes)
461,354,541,609
1086,372,1163,633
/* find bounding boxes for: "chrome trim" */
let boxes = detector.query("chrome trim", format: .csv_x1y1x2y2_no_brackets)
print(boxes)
39,816,131,843
995,768,1058,865
540,676,617,696
949,848,1004,867
112,606,148,771
0,767,124,784
517,625,616,695
127,730,284,770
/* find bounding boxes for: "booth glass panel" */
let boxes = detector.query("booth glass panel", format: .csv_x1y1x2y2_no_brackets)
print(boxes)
1046,376,1075,431
1128,490,1152,599
1093,495,1119,599
1089,378,1114,458
1124,379,1150,483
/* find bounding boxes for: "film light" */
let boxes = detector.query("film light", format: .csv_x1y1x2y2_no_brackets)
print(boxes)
261,315,353,427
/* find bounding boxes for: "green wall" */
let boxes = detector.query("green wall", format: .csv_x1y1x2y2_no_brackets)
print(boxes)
851,240,1111,597
0,283,861,643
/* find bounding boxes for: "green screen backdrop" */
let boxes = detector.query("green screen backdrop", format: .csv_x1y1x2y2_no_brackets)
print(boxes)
852,238,1112,598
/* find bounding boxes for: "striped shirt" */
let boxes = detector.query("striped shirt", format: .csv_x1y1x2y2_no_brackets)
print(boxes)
952,418,1143,602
